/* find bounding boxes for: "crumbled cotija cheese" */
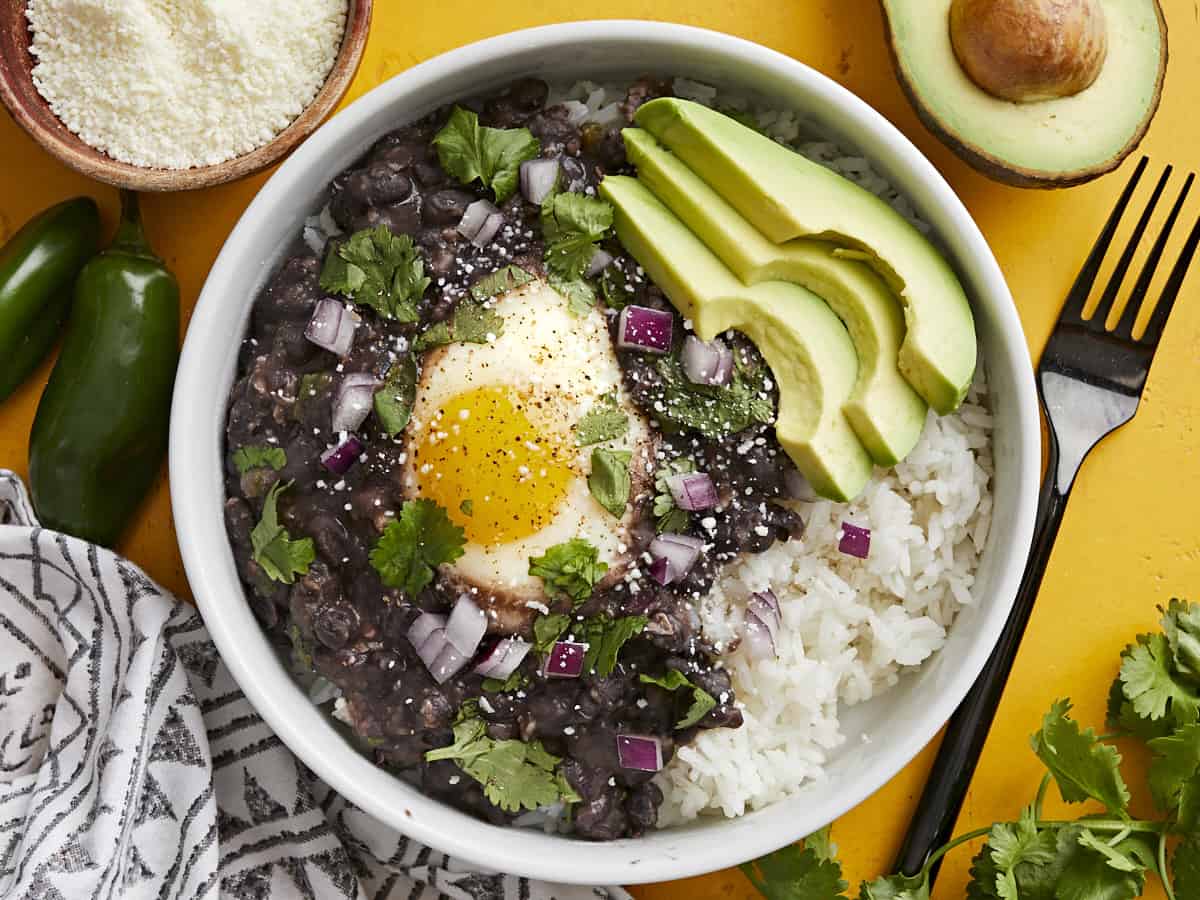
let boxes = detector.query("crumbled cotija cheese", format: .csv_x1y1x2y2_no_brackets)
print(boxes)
26,0,348,169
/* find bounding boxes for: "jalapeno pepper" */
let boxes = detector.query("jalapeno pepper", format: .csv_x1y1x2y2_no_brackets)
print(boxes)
0,197,101,402
29,191,180,547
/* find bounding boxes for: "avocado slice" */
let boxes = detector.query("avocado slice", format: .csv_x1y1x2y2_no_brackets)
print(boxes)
634,98,976,415
599,176,873,502
624,129,927,466
880,0,1166,188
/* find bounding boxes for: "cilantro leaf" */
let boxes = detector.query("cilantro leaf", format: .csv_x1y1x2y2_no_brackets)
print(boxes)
528,539,608,603
1161,598,1200,686
425,712,579,812
1174,836,1200,898
549,274,599,316
320,226,429,322
482,671,526,693
251,482,315,584
1074,830,1148,874
460,499,474,517
532,613,571,654
654,457,695,533
1106,673,1174,742
989,808,1058,899
432,106,540,203
1030,699,1130,812
588,448,632,519
654,350,775,438
470,265,534,302
1147,723,1200,815
805,827,836,862
233,445,286,474
1055,831,1148,900
1119,633,1200,729
541,193,614,281
739,842,849,900
413,301,505,353
576,615,647,678
640,670,717,729
293,372,334,426
858,873,929,900
373,355,417,437
288,623,314,672
966,842,1003,900
599,263,636,311
369,499,466,595
576,393,629,446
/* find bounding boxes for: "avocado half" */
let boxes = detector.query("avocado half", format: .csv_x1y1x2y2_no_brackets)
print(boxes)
879,0,1167,188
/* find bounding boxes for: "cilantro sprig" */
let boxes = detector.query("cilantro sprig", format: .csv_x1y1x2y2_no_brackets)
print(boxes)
575,393,629,446
233,445,286,475
541,191,614,315
320,226,430,322
369,499,466,596
640,670,717,729
653,457,695,533
528,538,608,604
432,106,540,203
654,346,775,438
250,482,315,585
588,448,631,519
413,301,504,353
531,612,647,678
738,598,1200,900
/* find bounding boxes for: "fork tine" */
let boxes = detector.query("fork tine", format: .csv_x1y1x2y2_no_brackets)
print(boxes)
1140,212,1200,347
1090,165,1172,326
1115,173,1195,337
1059,156,1149,323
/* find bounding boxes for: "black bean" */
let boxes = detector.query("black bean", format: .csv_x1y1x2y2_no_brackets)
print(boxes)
423,189,475,226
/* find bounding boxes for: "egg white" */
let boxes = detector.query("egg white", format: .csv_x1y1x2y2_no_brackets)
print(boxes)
400,278,657,628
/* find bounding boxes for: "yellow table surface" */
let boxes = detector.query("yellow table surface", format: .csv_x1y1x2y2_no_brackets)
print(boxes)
2,1,1198,895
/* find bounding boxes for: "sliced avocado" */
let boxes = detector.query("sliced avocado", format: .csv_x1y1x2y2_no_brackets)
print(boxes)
624,129,927,466
634,98,976,415
880,0,1166,187
599,176,872,502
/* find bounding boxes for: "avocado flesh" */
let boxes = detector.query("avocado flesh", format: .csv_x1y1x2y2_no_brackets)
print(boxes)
600,176,873,502
624,128,928,466
879,0,1166,187
634,98,976,415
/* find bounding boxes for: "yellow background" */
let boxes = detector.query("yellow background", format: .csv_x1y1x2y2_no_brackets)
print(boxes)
2,1,1198,896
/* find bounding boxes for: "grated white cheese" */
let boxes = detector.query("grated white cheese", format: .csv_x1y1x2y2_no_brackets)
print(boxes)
26,0,348,169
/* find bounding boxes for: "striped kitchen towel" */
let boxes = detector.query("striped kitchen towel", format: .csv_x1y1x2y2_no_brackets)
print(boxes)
0,470,625,900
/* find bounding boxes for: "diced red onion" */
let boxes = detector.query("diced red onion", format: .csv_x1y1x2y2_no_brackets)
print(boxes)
785,468,819,502
617,306,673,354
543,641,588,679
747,590,781,641
320,434,365,475
408,613,446,651
586,248,615,278
839,523,871,559
446,595,488,656
616,734,663,772
666,472,718,512
457,199,499,241
408,615,471,684
472,212,505,249
743,617,776,659
520,158,560,205
590,102,623,128
648,533,704,585
303,224,325,256
474,638,532,680
428,641,471,684
681,336,734,387
305,298,359,357
331,373,381,433
561,100,590,126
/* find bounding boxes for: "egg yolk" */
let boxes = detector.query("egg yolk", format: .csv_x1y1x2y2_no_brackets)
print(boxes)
411,386,575,545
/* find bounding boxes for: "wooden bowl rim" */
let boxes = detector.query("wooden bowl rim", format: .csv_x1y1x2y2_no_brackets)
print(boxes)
0,0,373,192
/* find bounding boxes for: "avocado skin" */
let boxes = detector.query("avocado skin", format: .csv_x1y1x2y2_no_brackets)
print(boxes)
878,0,1168,188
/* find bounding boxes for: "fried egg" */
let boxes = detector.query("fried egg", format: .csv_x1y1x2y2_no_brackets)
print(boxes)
400,278,657,631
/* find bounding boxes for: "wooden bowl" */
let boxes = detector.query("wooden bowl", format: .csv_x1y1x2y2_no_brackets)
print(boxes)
0,0,372,192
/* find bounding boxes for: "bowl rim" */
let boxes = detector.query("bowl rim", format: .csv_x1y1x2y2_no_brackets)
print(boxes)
0,0,373,192
171,20,1041,885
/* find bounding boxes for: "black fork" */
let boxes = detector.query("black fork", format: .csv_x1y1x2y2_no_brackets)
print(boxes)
895,157,1200,881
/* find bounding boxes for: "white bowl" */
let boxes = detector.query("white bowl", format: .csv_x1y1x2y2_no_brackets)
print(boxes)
171,20,1040,886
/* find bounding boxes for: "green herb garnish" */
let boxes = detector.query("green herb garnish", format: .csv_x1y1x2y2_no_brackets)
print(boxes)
575,615,648,678
599,264,636,310
432,106,541,203
320,226,430,323
640,670,717,729
588,448,631,519
528,539,608,604
653,458,695,533
532,614,572,654
425,708,579,812
413,301,504,352
575,392,629,446
482,671,527,693
369,498,466,596
470,265,535,302
373,355,418,437
460,499,474,517
250,481,315,585
541,192,614,282
655,348,775,438
233,445,286,475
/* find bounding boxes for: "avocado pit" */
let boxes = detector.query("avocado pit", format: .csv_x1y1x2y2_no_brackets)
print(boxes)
949,0,1108,102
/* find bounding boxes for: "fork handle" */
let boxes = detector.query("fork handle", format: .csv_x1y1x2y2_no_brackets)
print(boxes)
893,441,1068,881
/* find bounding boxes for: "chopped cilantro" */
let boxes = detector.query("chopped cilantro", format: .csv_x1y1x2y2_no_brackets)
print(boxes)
293,372,333,426
653,458,695,533
528,539,607,603
575,615,647,678
482,671,526,693
588,448,631,519
320,226,429,323
599,264,636,310
470,265,535,302
654,348,775,438
424,711,579,812
288,623,314,672
460,499,474,517
369,499,466,596
639,670,717,729
532,614,571,654
373,355,417,437
432,106,540,203
250,482,315,585
233,445,286,475
549,274,599,316
413,301,504,352
575,393,629,446
541,192,614,282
